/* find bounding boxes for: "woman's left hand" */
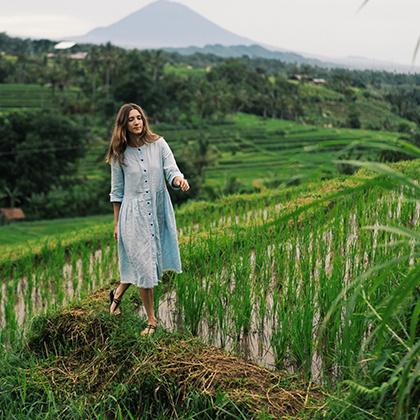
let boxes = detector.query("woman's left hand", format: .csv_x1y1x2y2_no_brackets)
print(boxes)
173,176,190,192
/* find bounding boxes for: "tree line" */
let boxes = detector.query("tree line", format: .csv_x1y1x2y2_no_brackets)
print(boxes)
1,32,419,220
1,33,420,127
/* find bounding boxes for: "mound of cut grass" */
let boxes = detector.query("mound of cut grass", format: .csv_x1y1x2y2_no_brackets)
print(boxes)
1,285,324,419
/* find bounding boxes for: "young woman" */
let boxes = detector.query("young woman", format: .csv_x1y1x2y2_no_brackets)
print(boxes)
105,103,190,336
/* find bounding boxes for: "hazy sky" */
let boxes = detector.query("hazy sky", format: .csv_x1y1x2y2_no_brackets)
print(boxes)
0,0,419,66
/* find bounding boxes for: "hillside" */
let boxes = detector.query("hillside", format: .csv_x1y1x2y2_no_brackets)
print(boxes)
1,158,417,263
0,158,418,417
164,43,326,66
296,82,416,130
0,81,414,136
76,113,413,192
0,83,79,112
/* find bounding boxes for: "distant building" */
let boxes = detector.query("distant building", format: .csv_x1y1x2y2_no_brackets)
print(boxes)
289,74,311,81
51,42,88,60
0,208,25,223
312,78,327,84
69,52,88,60
54,41,77,50
290,74,303,81
289,75,327,84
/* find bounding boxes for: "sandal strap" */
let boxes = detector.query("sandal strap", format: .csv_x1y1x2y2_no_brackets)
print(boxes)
147,323,157,329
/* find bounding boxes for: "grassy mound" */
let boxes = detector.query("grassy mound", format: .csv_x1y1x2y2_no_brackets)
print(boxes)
1,286,323,419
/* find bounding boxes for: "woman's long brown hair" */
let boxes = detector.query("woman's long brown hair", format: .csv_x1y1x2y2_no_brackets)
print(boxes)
105,103,159,165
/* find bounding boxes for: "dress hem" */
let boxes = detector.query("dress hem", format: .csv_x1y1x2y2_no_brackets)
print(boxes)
119,268,182,288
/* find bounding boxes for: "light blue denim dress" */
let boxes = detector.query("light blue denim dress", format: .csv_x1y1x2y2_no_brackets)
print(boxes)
109,137,184,288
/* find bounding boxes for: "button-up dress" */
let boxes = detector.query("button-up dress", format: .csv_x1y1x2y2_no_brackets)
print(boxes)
109,136,184,288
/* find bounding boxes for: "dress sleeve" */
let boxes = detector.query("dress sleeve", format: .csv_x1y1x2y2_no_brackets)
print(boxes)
109,156,124,202
161,138,184,191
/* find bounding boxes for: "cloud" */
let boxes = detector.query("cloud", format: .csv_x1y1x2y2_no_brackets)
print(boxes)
0,15,93,38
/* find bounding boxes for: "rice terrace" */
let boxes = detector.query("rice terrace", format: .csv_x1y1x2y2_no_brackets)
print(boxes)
1,144,419,418
0,2,420,418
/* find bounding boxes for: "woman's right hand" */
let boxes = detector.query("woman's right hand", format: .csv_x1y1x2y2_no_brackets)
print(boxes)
114,224,118,241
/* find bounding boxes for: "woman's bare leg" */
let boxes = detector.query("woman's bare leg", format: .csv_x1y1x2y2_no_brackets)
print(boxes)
110,282,131,314
139,287,157,326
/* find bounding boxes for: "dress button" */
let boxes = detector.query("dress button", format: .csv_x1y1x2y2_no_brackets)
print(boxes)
149,213,151,215
147,202,150,204
151,223,153,226
146,191,149,193
145,180,147,182
141,159,143,161
144,169,146,172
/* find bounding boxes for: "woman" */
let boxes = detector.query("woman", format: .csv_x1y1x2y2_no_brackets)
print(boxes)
105,103,190,336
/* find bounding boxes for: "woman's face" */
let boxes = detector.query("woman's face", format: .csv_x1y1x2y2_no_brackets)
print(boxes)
127,109,144,136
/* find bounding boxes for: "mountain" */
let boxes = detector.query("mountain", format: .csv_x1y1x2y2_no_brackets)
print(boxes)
69,0,420,74
71,0,254,49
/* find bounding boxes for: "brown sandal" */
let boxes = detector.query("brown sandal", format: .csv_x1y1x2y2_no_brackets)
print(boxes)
109,288,122,315
140,323,157,336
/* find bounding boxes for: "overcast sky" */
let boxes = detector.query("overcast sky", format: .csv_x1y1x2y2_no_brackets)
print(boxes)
0,0,419,66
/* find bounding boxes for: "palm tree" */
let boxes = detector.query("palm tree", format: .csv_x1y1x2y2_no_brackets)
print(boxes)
2,186,21,208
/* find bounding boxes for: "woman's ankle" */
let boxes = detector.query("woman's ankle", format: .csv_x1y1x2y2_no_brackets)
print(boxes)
114,284,125,299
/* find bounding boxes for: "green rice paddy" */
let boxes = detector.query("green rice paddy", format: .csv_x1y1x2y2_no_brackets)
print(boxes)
0,157,418,418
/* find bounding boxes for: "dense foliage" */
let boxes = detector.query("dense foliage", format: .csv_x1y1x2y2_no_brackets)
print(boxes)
0,110,86,208
1,33,420,129
1,33,419,219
